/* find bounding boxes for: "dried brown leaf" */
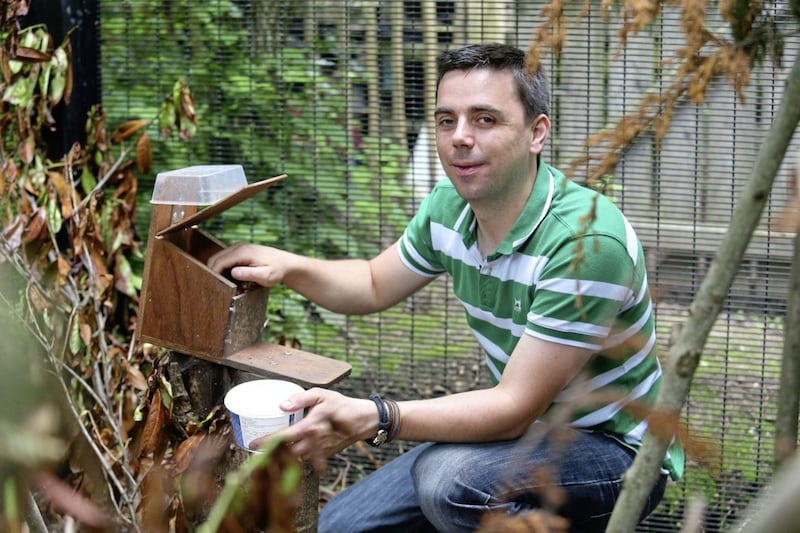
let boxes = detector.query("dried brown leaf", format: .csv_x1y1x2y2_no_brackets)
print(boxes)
623,402,722,473
10,0,30,18
27,283,49,311
88,243,111,277
65,141,81,167
110,118,150,144
179,88,197,124
21,207,46,243
177,434,229,520
1,214,25,252
122,358,148,391
0,47,10,84
17,133,34,164
172,433,207,476
114,158,135,180
11,45,50,63
62,40,73,104
139,389,168,458
49,170,75,219
79,321,92,346
2,158,18,191
35,472,112,532
140,465,174,532
136,130,152,174
56,255,70,285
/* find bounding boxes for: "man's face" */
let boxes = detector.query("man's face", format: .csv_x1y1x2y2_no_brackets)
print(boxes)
434,68,543,206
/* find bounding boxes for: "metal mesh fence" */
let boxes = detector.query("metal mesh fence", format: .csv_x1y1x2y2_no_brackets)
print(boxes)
98,1,799,530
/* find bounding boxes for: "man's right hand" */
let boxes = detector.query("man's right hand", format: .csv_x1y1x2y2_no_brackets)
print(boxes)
208,242,298,288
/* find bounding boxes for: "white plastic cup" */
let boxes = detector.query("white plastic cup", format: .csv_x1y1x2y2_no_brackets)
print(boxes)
224,379,304,452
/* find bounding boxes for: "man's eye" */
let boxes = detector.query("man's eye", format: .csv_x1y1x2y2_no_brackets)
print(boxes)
437,118,455,127
476,116,495,125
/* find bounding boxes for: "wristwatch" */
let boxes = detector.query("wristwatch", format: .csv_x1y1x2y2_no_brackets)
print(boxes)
365,394,390,447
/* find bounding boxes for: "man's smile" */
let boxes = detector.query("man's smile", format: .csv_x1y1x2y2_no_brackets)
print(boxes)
449,160,486,176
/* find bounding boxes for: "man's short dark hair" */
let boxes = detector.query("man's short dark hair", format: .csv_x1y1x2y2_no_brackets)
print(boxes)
435,43,550,123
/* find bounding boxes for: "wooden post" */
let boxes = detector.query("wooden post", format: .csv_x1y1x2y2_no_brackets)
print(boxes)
230,369,322,532
167,353,333,532
139,168,351,531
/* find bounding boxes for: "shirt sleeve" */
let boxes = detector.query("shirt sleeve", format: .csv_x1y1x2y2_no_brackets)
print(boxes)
397,189,447,277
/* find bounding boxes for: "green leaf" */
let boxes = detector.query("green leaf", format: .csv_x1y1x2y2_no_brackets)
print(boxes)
3,477,19,523
159,374,173,408
158,100,176,137
8,58,22,74
114,254,138,297
280,461,301,495
111,229,124,253
39,57,51,97
48,47,69,103
80,165,97,193
46,193,63,234
2,77,32,106
69,319,83,354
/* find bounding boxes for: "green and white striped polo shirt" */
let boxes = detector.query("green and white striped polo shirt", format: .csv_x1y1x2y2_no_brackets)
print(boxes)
398,162,683,480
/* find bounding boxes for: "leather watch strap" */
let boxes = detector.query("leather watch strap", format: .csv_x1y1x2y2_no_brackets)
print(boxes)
365,393,390,447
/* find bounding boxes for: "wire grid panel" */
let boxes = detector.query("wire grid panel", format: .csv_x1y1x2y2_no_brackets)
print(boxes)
98,1,799,530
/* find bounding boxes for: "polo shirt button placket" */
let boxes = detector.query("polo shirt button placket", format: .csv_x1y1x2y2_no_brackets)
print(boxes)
479,262,494,306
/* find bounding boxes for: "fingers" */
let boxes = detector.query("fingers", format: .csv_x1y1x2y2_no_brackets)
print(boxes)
248,389,355,462
207,242,256,273
206,243,282,287
247,421,326,468
279,388,323,413
246,389,326,452
289,440,328,472
228,265,275,285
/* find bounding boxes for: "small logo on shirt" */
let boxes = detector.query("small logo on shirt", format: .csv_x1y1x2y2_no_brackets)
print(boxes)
513,299,522,312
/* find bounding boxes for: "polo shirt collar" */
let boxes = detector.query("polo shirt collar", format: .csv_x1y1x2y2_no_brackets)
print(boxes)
457,162,557,259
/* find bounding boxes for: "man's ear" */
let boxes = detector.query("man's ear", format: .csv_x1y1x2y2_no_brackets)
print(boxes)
530,114,551,154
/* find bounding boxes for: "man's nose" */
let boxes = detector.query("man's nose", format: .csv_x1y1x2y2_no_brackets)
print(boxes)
451,118,474,146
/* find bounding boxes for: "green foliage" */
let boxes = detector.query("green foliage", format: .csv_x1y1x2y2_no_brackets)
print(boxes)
102,1,411,345
0,3,203,528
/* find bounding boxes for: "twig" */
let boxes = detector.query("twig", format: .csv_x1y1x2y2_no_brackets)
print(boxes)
56,369,139,528
680,494,707,533
61,364,137,486
25,490,48,533
732,453,800,532
78,147,132,209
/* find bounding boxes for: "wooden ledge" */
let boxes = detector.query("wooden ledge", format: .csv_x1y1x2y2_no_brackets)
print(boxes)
223,341,352,388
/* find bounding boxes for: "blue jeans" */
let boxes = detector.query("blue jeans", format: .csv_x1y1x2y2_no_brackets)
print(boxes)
319,429,667,532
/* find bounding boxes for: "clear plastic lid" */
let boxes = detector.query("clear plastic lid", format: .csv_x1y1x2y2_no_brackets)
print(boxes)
151,164,248,205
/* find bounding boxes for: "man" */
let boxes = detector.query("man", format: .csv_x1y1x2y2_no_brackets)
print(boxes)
209,43,682,532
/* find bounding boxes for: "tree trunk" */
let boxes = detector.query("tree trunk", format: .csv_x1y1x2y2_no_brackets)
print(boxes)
774,230,800,467
606,48,800,531
730,452,800,532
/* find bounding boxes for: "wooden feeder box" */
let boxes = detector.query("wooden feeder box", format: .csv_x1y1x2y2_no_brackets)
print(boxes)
137,165,351,388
